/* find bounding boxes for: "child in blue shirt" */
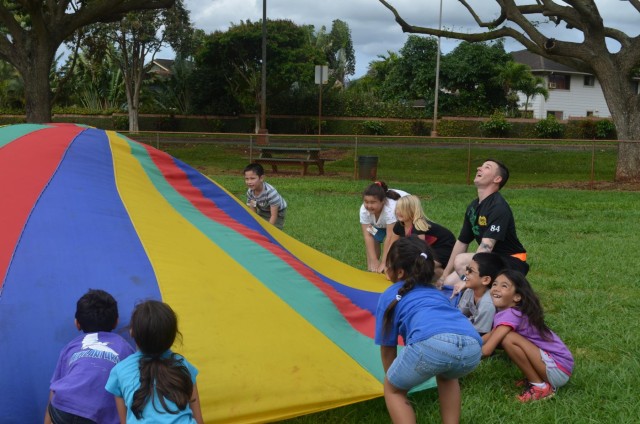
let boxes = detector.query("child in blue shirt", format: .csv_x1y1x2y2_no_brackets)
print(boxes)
375,237,482,424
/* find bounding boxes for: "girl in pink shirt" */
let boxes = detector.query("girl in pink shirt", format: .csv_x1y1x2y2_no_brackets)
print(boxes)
481,269,573,402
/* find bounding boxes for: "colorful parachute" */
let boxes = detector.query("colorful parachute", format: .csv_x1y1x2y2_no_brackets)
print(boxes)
0,123,436,423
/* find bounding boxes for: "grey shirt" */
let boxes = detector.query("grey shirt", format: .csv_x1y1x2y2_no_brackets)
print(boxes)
458,289,495,335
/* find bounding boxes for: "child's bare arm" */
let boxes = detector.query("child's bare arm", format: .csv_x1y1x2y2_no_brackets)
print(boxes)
269,205,279,225
43,391,53,424
482,325,512,357
114,396,127,424
190,383,205,424
380,346,397,373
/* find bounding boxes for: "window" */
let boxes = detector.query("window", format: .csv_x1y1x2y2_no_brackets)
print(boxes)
586,111,594,117
547,111,563,120
584,75,595,87
548,74,571,90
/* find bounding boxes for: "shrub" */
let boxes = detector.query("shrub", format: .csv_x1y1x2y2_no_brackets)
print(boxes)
535,115,564,139
595,119,616,139
479,112,512,137
577,120,597,139
360,120,386,135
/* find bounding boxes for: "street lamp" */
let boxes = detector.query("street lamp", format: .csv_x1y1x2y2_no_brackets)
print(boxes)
431,0,443,137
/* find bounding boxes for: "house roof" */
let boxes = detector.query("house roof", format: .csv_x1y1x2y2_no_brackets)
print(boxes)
152,59,174,72
511,50,588,75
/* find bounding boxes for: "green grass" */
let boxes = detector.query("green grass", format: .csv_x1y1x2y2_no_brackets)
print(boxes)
162,142,638,423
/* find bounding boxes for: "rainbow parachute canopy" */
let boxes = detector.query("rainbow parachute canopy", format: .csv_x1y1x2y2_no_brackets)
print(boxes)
0,123,434,423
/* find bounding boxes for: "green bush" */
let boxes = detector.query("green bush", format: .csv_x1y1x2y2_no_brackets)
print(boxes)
535,115,564,139
479,112,512,137
360,120,386,135
595,119,616,139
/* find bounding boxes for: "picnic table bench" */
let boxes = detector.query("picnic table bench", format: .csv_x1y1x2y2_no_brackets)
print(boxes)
254,146,331,176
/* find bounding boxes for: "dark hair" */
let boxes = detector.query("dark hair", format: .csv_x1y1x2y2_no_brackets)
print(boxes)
472,252,506,285
130,301,193,419
244,163,264,176
75,289,118,333
362,180,401,201
497,269,552,339
486,158,509,189
382,237,436,335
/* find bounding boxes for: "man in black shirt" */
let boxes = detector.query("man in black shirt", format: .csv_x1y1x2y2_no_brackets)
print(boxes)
441,159,528,294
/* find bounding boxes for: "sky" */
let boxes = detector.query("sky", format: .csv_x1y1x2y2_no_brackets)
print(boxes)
182,0,639,78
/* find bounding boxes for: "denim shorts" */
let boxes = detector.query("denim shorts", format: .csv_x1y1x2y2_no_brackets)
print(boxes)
387,333,482,391
540,349,570,389
48,403,96,424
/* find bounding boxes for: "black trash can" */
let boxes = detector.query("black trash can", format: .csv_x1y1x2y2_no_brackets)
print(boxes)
358,155,378,180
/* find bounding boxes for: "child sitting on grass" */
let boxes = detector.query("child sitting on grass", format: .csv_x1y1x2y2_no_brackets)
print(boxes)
482,269,574,402
457,252,504,335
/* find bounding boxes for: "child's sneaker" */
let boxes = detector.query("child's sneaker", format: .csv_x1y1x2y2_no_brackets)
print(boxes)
517,383,555,402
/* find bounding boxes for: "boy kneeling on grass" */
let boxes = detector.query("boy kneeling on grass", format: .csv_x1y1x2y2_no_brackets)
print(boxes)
244,163,287,229
481,269,574,402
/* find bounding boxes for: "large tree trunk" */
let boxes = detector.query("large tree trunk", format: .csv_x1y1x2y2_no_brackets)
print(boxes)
23,67,52,123
598,73,640,182
612,113,640,182
19,43,55,123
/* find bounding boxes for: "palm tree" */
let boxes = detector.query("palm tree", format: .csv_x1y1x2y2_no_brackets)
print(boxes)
495,61,531,116
517,75,549,118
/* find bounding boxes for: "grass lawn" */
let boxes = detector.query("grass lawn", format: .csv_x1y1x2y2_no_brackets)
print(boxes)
163,141,639,423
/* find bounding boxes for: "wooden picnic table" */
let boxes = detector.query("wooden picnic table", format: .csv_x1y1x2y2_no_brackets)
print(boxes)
254,146,330,175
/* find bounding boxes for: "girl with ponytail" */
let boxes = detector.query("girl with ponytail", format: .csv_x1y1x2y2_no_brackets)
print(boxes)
359,180,409,273
374,237,482,424
106,301,204,423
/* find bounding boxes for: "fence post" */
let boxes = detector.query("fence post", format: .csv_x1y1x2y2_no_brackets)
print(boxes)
249,135,254,162
354,136,358,180
590,138,595,190
466,139,472,185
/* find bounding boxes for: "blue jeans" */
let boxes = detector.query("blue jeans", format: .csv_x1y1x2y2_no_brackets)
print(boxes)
387,333,482,390
48,403,96,424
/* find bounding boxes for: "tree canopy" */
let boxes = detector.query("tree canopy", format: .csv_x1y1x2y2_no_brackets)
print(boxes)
190,19,326,118
378,0,640,181
0,0,175,122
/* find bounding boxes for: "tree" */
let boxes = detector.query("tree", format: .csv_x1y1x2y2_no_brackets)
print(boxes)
326,19,356,86
75,1,192,131
347,51,399,96
57,46,125,111
439,41,511,116
378,0,640,181
0,60,23,109
0,0,175,123
496,60,533,116
517,74,549,118
381,35,439,104
191,19,324,122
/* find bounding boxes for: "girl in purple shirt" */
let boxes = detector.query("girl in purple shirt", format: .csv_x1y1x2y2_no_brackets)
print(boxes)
482,269,573,402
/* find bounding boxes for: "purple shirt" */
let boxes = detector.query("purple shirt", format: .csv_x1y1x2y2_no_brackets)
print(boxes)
50,332,135,423
493,307,573,375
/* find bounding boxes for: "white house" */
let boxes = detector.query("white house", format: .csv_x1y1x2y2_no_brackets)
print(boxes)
511,50,612,120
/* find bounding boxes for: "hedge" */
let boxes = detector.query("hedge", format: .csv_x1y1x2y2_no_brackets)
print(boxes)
1,112,616,140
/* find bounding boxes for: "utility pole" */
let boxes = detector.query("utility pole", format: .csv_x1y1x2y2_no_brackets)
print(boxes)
259,0,268,143
431,0,443,137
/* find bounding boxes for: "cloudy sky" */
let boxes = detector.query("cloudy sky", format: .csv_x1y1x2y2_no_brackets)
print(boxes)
182,0,639,78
